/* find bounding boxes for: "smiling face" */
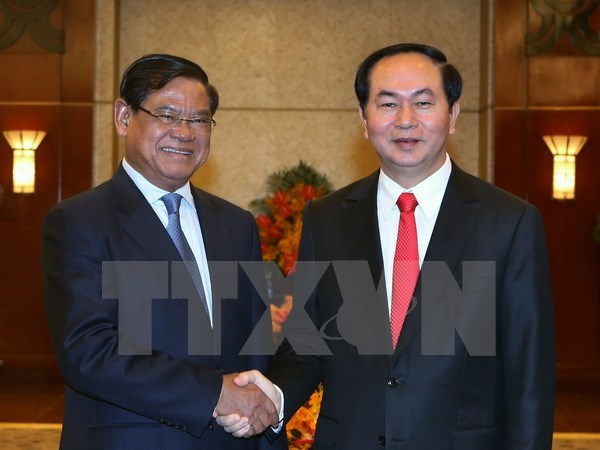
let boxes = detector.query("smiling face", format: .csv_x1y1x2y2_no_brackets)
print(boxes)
359,52,460,188
114,77,213,192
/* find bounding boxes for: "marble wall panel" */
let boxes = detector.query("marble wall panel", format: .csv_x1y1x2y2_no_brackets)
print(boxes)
447,111,479,177
94,0,117,104
118,0,481,110
190,109,380,208
93,0,118,185
387,0,482,111
93,103,116,184
119,0,390,110
95,0,489,204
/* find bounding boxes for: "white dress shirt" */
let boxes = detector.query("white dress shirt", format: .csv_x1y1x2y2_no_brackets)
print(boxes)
122,158,213,326
377,154,452,313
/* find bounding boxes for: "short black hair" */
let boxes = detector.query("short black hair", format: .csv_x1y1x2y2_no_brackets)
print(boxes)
354,43,462,112
119,53,219,115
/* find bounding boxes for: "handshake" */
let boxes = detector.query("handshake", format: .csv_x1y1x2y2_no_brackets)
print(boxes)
213,370,282,438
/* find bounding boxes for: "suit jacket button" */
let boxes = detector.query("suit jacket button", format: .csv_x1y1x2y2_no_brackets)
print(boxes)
209,422,214,431
378,435,386,446
387,377,399,387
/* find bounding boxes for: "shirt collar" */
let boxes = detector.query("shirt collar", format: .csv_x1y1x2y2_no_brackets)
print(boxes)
122,157,196,211
378,153,451,221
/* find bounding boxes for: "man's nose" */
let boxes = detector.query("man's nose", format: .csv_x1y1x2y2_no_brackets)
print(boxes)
394,106,417,129
169,119,195,139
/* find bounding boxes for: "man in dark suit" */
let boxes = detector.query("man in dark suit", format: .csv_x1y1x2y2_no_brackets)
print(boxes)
42,54,285,450
221,43,556,449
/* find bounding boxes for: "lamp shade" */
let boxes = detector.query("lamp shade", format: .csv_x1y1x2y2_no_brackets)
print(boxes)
12,149,36,193
2,130,46,194
542,135,587,156
542,135,587,200
2,130,46,150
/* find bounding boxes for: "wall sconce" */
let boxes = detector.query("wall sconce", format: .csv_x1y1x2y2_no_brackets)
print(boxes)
542,135,587,200
2,130,46,194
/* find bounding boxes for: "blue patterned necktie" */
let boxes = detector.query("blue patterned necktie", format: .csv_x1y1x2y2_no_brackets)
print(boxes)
161,193,209,316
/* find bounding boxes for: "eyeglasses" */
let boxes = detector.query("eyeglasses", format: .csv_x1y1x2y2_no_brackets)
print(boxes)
136,106,216,134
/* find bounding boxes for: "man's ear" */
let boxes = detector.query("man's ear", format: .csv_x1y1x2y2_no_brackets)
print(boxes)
448,101,460,136
114,98,130,136
358,106,369,140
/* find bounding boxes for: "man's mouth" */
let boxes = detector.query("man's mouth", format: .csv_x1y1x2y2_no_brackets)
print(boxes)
162,147,193,156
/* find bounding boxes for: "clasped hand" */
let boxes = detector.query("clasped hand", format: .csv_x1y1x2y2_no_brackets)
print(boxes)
213,371,281,438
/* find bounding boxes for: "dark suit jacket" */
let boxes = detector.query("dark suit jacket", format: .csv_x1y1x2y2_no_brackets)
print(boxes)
42,166,286,450
269,163,555,449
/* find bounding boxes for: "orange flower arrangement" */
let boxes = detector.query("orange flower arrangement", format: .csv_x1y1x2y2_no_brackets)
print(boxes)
251,161,331,449
251,161,332,276
285,386,323,449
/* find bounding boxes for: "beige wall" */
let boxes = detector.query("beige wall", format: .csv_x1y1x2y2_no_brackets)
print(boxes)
95,0,492,209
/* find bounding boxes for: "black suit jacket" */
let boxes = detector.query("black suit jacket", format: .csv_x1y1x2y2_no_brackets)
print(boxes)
269,163,555,449
42,166,286,450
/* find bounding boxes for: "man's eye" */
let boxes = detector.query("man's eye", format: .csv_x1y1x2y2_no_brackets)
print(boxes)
190,118,209,124
380,103,396,108
416,101,432,106
158,114,176,121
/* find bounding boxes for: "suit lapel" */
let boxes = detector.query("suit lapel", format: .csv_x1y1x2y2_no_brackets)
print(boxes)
393,163,482,358
423,163,481,272
111,166,181,263
191,186,246,357
191,188,231,262
192,186,272,361
342,171,384,282
342,172,394,354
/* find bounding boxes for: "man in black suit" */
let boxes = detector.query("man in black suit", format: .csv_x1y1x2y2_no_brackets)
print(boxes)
42,54,285,450
221,43,556,449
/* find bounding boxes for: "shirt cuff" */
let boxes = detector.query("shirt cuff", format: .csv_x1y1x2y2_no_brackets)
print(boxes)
271,384,285,433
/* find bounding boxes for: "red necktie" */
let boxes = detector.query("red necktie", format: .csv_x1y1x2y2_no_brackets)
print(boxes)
390,193,419,348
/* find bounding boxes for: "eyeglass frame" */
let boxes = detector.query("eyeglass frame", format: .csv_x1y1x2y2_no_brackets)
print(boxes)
135,105,217,133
